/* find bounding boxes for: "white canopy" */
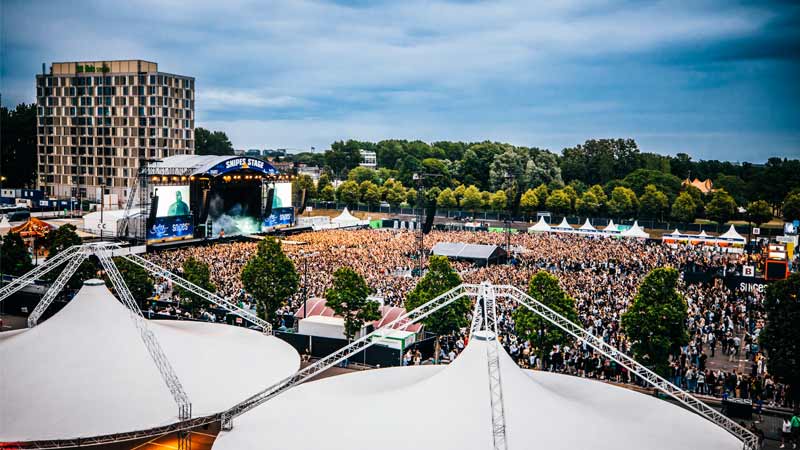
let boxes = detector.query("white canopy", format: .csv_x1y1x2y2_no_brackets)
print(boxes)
330,207,367,228
719,225,747,242
578,218,597,231
620,221,650,239
667,228,682,236
213,331,740,450
0,216,11,234
604,219,620,233
528,216,551,232
552,217,573,231
0,280,300,442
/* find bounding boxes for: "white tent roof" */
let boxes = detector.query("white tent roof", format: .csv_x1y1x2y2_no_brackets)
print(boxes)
668,228,682,236
604,219,620,232
331,207,361,225
698,230,710,238
620,221,650,239
719,225,746,242
578,218,596,231
0,280,300,442
552,217,573,230
528,216,551,232
213,332,739,450
0,216,11,233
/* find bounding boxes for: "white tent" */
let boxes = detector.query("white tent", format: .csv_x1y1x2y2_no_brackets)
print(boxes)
213,331,740,450
527,216,551,233
330,207,366,228
82,208,140,236
620,221,650,239
578,218,597,232
604,219,620,233
0,279,300,442
552,217,573,232
718,225,747,243
698,230,709,239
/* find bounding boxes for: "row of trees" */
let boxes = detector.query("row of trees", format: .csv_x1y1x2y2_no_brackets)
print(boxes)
289,138,800,221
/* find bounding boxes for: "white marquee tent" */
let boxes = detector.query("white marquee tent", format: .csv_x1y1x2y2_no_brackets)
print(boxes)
604,219,621,233
213,332,740,450
577,218,598,233
620,221,650,239
551,217,574,232
527,216,551,232
0,280,300,442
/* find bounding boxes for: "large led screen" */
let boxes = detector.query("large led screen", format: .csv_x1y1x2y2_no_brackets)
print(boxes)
272,183,292,209
154,186,191,218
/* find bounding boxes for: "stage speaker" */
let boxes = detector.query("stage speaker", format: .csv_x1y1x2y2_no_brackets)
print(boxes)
422,198,437,234
149,191,159,221
297,189,307,215
199,189,211,222
263,187,275,217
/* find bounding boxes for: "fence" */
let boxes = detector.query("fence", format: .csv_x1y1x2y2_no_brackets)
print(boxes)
275,330,403,367
308,201,782,236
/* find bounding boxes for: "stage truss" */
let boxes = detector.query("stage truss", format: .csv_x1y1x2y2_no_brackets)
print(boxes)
1,260,758,449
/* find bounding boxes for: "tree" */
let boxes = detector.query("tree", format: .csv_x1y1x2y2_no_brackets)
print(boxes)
437,188,458,209
758,273,800,397
405,256,466,335
782,191,800,221
113,257,154,308
621,268,688,375
406,188,418,207
460,185,483,212
0,103,37,187
175,257,216,312
545,189,572,215
336,180,360,206
524,150,563,189
384,180,407,207
292,174,317,201
325,267,380,339
319,184,335,201
705,189,737,224
194,127,234,155
519,189,539,215
532,183,550,209
489,190,508,211
44,224,95,289
359,181,381,206
607,186,638,218
348,166,377,184
745,200,773,227
512,271,578,358
575,190,600,216
671,191,697,223
241,238,299,324
638,184,669,219
326,140,364,178
0,232,33,276
317,172,333,192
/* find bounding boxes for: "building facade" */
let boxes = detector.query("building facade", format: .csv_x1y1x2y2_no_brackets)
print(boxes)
36,60,194,205
359,149,377,169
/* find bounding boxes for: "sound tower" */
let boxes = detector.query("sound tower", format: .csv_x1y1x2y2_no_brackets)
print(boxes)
263,187,275,218
422,198,437,234
297,189,307,215
149,190,159,221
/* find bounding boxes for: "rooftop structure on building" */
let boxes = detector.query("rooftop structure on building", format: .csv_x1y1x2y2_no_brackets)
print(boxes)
682,178,714,194
359,149,377,169
35,60,195,207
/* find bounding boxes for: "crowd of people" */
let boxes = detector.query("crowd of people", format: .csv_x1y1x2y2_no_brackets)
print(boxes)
142,227,794,410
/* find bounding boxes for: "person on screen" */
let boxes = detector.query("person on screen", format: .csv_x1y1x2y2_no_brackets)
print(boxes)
167,190,190,216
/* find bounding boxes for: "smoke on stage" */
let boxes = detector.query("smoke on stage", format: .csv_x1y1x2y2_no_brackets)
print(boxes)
209,194,261,236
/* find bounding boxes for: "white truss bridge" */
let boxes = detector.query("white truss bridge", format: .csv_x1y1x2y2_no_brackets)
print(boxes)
0,243,757,450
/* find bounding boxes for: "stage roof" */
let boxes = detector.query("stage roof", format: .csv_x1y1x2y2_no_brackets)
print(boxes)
149,155,280,177
0,280,300,442
212,332,740,450
431,242,507,261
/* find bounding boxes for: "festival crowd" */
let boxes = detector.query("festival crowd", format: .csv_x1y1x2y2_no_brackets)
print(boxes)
143,228,794,409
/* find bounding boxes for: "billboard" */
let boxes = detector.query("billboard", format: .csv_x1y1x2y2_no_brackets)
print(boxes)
263,207,294,229
153,186,190,218
272,183,292,209
147,215,194,243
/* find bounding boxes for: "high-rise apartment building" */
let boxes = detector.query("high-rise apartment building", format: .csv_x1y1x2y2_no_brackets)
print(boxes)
36,60,194,204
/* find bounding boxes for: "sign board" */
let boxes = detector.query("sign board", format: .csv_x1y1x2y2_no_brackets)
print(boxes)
742,265,755,277
777,235,799,245
147,215,194,243
723,275,769,294
207,157,279,176
262,207,294,229
752,227,760,235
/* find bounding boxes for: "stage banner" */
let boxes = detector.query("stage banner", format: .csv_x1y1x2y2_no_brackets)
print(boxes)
207,157,279,176
262,207,294,229
147,215,194,242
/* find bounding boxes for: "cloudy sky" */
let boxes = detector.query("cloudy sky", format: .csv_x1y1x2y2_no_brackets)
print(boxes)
2,0,799,161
